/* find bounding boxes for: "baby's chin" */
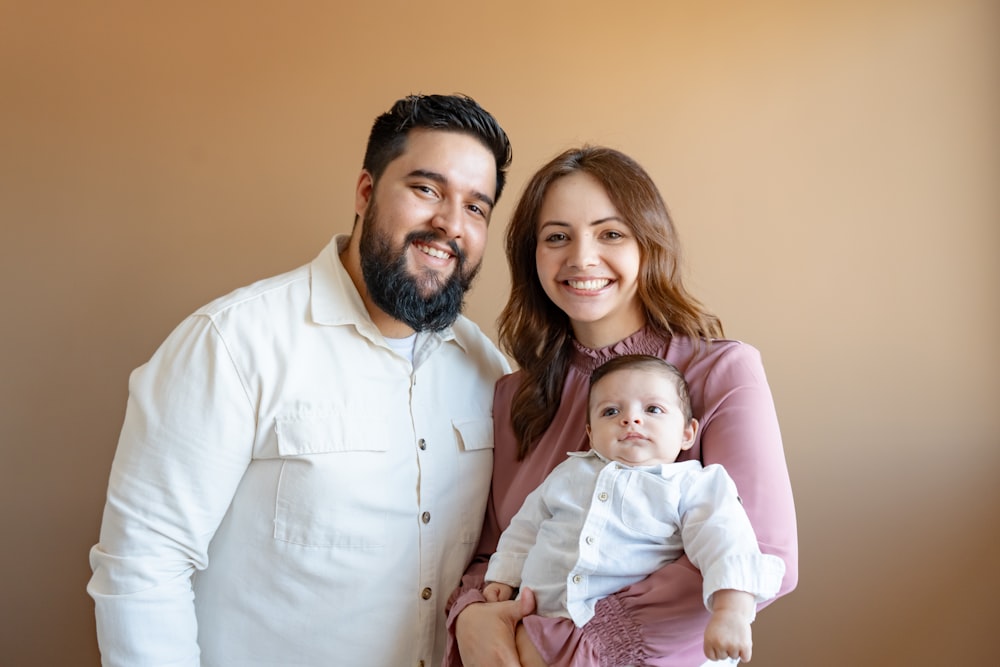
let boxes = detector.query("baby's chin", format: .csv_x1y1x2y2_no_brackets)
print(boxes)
597,444,673,467
614,454,673,466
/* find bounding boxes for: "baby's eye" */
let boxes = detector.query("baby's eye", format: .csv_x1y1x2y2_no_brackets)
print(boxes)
601,407,620,417
646,405,664,414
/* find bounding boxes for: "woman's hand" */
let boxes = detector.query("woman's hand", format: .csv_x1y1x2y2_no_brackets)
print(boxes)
456,588,538,667
515,620,549,667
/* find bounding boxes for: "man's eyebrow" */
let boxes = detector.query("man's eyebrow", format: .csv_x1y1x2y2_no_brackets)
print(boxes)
407,169,495,209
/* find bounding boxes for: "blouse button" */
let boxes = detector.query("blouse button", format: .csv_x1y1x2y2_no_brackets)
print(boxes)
585,535,595,545
572,575,582,584
418,438,427,450
421,511,431,524
598,492,609,502
421,587,433,600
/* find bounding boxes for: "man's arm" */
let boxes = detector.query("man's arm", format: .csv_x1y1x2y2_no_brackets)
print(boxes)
88,314,254,666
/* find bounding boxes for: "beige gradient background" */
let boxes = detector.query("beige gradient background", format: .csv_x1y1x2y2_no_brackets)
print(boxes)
2,1,998,665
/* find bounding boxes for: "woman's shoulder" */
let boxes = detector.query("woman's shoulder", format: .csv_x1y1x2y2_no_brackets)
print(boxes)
668,335,768,386
496,368,525,389
493,369,525,418
669,334,762,362
495,369,525,399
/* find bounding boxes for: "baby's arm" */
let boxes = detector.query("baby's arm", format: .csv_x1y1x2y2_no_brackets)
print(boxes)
703,589,755,663
483,582,514,603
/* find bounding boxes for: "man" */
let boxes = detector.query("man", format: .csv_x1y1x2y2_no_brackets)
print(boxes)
88,94,512,667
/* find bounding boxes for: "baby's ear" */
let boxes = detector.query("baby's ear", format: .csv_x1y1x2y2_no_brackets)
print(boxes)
585,424,592,442
680,418,699,450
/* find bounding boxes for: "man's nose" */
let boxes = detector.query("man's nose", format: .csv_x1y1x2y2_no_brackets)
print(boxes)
432,202,463,238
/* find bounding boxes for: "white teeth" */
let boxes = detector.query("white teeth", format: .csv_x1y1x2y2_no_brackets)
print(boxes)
567,279,610,290
416,243,450,260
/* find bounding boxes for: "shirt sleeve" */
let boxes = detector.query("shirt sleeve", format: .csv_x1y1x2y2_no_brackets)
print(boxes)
680,465,786,613
484,474,554,587
523,342,799,667
87,314,256,666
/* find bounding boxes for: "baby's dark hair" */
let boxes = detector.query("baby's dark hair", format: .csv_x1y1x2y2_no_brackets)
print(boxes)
588,355,693,423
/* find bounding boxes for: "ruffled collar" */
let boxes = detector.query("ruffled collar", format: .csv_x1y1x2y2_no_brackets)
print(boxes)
569,326,670,374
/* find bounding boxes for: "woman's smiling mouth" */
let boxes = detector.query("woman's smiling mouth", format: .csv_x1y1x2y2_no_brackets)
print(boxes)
565,278,611,290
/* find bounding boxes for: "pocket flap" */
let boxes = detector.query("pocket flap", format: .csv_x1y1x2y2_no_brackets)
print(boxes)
275,413,388,456
453,417,494,452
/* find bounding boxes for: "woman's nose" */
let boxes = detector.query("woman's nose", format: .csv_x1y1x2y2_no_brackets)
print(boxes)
567,238,598,268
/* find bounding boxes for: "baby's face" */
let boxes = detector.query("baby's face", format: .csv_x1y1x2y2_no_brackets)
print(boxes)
587,369,696,466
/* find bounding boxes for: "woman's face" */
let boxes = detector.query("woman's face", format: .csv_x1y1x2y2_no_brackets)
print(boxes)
534,171,645,348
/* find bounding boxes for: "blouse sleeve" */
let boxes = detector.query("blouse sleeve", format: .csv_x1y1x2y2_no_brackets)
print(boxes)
522,342,799,667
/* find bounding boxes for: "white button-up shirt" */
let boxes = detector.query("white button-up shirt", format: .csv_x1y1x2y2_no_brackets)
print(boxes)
485,451,786,626
88,235,509,667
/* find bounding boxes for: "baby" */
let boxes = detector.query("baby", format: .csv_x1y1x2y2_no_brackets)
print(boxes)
484,354,786,663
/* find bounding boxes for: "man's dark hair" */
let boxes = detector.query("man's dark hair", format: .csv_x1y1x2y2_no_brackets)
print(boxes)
362,94,512,202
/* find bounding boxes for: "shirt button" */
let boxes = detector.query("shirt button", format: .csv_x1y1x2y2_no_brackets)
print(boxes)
418,438,427,450
598,492,609,502
421,587,433,600
572,575,582,584
421,511,431,524
585,536,595,545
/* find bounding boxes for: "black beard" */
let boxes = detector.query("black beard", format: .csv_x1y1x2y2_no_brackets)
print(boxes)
359,207,480,332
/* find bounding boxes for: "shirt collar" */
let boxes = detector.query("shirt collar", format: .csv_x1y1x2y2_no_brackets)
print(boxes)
309,234,462,353
567,448,702,477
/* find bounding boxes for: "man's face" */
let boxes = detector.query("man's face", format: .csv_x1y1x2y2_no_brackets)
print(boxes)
356,129,496,331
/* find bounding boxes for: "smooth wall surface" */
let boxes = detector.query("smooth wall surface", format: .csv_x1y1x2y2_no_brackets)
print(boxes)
2,1,998,664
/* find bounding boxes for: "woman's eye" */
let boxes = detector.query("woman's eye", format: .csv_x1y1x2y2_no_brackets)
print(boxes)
602,230,624,240
543,232,568,243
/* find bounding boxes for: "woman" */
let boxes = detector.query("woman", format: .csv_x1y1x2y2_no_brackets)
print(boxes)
445,146,798,666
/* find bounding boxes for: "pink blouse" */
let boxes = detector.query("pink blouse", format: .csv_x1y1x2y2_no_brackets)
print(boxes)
445,328,798,666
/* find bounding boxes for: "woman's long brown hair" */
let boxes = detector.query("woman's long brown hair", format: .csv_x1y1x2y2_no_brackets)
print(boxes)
498,146,724,460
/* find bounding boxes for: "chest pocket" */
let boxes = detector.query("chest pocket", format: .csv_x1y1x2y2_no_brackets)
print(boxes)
618,472,681,539
272,412,390,548
452,417,495,544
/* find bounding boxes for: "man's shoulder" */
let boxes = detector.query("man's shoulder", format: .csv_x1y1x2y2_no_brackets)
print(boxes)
194,264,311,319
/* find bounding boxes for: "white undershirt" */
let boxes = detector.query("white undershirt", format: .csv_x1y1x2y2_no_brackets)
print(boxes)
384,333,417,363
